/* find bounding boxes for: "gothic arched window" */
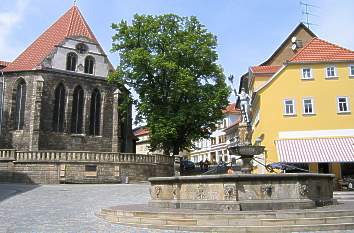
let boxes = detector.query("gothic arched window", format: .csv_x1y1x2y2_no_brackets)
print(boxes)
89,89,101,136
84,56,95,74
14,79,26,130
53,83,66,132
66,52,77,71
71,86,84,134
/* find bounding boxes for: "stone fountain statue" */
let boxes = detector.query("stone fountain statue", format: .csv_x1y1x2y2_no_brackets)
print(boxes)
229,87,264,173
235,87,251,125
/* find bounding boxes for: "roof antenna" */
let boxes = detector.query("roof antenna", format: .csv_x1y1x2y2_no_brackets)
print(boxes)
300,1,319,29
73,0,77,6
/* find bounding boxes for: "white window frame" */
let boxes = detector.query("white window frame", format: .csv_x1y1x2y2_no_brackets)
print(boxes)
349,65,354,77
301,67,313,80
325,66,338,79
337,96,350,113
283,99,296,116
302,97,315,115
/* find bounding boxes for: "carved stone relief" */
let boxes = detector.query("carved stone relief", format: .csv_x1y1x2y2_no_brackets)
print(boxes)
224,185,237,200
172,185,177,200
261,184,273,197
195,184,207,200
153,186,162,199
299,184,308,197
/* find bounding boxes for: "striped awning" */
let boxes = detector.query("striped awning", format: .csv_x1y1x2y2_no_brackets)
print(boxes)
275,137,354,163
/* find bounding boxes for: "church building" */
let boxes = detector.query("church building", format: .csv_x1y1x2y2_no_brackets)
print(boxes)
0,6,134,152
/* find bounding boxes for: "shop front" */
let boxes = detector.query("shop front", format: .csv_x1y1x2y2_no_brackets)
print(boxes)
275,137,354,188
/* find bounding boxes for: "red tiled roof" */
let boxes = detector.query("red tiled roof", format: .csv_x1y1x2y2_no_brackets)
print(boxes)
223,103,240,114
134,127,149,137
0,60,10,67
3,6,98,72
250,65,281,74
289,37,354,63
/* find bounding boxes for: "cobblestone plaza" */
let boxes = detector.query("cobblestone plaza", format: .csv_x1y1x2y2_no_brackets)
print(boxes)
1,183,354,233
0,183,185,233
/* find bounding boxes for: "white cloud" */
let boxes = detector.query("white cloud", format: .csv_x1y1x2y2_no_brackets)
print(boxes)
0,0,29,61
315,0,354,50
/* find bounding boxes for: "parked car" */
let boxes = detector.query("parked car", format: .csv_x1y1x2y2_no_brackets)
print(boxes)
181,160,195,171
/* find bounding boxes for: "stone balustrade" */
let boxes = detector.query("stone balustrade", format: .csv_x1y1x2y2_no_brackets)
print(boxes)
0,149,173,165
0,149,16,161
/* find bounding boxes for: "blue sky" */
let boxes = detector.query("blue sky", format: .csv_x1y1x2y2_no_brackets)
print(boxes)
1,0,354,96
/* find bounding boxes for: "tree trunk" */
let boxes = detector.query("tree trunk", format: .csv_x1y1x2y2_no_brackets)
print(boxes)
163,145,170,156
173,145,179,156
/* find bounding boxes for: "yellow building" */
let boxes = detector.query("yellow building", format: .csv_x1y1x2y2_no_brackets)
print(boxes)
249,37,354,180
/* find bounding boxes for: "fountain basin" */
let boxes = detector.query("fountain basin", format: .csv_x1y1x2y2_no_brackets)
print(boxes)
227,144,265,156
149,173,335,211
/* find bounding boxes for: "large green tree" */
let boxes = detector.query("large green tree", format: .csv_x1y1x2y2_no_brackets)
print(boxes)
110,14,230,155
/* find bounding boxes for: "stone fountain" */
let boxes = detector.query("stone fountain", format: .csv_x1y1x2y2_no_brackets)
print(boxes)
148,89,335,211
227,121,264,174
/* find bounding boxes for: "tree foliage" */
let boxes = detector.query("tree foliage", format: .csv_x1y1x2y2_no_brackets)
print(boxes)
110,14,230,155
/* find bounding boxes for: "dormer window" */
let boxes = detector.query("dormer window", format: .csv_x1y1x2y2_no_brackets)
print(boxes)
76,43,88,54
66,52,77,71
84,56,95,74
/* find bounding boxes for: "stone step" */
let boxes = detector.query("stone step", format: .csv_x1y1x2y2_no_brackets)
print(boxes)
98,211,354,227
97,214,354,233
101,207,354,220
98,203,354,232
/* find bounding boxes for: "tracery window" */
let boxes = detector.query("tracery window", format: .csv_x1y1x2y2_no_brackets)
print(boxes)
53,83,66,132
71,86,84,134
89,89,101,136
14,79,26,130
84,56,95,74
66,52,77,71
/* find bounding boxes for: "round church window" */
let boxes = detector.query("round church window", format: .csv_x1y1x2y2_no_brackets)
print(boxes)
76,43,88,54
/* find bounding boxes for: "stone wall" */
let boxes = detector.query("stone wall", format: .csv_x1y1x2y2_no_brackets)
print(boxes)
38,71,118,151
0,70,134,152
0,73,37,150
0,150,174,184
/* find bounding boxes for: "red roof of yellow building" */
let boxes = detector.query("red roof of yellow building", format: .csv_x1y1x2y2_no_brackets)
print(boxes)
289,37,354,63
4,6,98,72
250,65,281,74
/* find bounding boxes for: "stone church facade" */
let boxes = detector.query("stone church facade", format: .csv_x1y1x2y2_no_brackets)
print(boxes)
0,6,134,153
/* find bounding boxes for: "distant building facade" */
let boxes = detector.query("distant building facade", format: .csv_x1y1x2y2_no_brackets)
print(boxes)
133,126,164,155
189,103,241,164
133,126,151,154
